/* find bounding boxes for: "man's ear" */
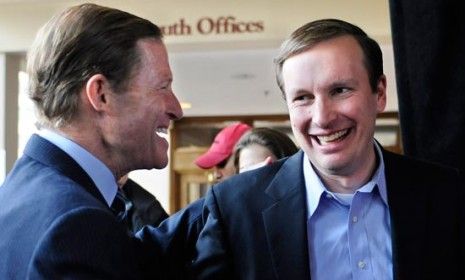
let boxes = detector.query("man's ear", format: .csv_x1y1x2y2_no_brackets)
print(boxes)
85,74,110,112
375,75,387,113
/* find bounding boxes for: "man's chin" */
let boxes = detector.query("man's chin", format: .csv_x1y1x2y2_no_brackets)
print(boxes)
311,156,349,174
153,155,169,169
153,161,168,170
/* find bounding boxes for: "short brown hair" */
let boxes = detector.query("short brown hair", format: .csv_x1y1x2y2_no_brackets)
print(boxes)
27,3,162,127
275,19,383,98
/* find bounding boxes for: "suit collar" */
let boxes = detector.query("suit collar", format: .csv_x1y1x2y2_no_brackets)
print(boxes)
264,151,305,200
37,129,117,206
24,134,108,207
262,150,310,279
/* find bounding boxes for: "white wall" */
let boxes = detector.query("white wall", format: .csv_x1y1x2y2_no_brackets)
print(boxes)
0,53,20,181
0,0,392,52
129,158,171,212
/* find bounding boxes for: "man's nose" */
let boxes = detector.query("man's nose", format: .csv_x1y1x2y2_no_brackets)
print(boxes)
312,98,336,128
167,91,184,121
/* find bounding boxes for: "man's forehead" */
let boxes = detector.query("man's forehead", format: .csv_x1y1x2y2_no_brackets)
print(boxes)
131,40,172,79
286,35,362,61
282,37,366,80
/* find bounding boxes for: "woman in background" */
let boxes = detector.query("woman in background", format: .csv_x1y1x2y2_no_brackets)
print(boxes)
234,127,298,173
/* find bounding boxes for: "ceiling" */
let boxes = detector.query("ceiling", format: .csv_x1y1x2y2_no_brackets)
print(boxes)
169,47,288,117
169,43,398,117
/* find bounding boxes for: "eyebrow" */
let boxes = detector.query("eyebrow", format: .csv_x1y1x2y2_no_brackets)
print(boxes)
327,78,359,88
293,89,312,96
287,78,360,96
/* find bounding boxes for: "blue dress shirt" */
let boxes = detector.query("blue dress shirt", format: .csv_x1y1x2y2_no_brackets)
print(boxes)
305,142,392,280
37,129,118,206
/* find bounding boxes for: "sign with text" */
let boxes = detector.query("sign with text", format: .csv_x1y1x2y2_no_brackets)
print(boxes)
160,16,264,36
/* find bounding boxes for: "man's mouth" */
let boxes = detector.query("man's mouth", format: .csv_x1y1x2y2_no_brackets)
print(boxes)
155,127,168,139
315,128,350,145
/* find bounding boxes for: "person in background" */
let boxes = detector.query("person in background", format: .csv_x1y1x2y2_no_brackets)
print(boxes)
117,174,169,233
0,4,182,278
194,122,251,183
191,19,464,279
233,127,298,173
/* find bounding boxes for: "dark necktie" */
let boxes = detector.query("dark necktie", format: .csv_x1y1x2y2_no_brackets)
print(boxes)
111,190,133,224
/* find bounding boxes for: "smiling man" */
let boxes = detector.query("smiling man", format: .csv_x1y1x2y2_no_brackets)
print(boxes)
192,19,464,279
0,4,182,278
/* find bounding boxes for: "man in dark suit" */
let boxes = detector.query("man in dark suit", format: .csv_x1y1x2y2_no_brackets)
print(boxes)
0,3,182,279
192,19,465,279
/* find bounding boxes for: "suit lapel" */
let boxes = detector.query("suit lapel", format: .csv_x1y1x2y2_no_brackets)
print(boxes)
260,148,429,279
262,151,310,279
24,134,107,206
384,151,427,279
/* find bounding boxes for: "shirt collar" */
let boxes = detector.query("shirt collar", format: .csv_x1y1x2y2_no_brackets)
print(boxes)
37,129,117,206
304,140,388,219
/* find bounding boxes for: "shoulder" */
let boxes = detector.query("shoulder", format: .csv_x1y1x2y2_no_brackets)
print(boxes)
219,151,300,191
123,179,159,206
215,150,303,193
2,157,104,210
205,152,304,216
28,206,144,278
213,156,288,197
383,150,460,180
124,179,152,197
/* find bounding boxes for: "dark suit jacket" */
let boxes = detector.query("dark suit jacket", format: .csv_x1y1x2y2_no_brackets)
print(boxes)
137,198,204,279
192,149,465,279
0,135,155,279
123,178,169,233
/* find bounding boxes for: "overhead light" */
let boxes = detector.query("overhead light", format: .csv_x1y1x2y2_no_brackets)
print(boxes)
181,102,192,109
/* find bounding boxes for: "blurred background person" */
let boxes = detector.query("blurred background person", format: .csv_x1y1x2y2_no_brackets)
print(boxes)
194,122,251,183
117,174,169,233
234,127,298,173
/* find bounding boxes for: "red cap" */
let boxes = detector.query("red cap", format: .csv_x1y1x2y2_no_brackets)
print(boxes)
195,122,251,169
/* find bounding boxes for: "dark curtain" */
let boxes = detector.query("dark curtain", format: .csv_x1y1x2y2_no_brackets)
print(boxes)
389,1,465,173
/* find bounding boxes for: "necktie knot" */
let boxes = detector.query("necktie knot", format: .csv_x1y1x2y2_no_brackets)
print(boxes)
111,190,133,223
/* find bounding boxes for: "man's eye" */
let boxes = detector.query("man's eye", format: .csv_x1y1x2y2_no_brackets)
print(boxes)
159,84,171,91
294,95,313,102
333,87,350,95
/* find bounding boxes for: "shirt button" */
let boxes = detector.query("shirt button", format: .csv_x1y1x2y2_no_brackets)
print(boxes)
358,260,366,269
352,216,358,223
326,193,332,199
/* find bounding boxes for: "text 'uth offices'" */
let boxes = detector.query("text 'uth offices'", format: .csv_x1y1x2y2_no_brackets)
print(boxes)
160,16,265,36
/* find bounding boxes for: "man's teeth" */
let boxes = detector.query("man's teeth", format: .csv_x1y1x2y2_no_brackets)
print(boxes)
316,129,348,144
155,128,168,138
